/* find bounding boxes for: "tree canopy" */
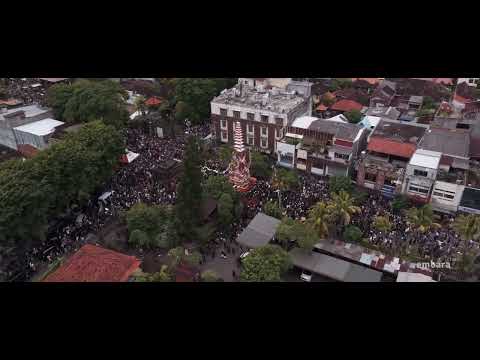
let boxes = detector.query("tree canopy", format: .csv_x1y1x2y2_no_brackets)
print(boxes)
240,244,292,282
174,136,203,242
329,175,353,194
264,200,283,219
344,109,362,124
406,204,440,233
343,225,363,243
126,203,172,249
273,168,299,191
250,151,272,179
0,121,124,248
47,79,129,129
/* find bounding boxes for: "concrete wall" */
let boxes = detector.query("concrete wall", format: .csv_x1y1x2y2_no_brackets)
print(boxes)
430,180,464,212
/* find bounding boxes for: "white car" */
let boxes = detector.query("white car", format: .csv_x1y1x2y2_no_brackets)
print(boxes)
300,270,313,282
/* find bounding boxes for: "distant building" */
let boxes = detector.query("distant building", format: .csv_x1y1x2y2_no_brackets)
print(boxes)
355,120,427,197
210,81,312,153
43,244,141,282
276,115,367,177
457,78,479,87
369,80,397,108
0,104,54,150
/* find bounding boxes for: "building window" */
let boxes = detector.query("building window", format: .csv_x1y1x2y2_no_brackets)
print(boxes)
247,136,254,145
247,124,254,133
365,173,376,182
261,115,269,123
261,127,267,137
409,185,429,194
221,119,227,129
261,138,268,148
233,111,240,119
247,112,255,121
221,131,228,142
413,169,428,177
334,152,350,161
275,117,283,126
220,108,227,116
244,80,249,85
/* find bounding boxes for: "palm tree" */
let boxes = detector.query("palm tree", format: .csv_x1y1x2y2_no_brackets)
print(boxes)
373,215,392,234
307,201,331,239
328,191,361,229
452,214,480,250
405,204,440,234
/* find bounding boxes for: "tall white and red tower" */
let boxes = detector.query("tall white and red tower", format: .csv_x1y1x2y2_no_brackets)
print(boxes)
228,121,256,192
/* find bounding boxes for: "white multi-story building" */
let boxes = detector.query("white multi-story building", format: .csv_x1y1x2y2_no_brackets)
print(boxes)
210,80,312,153
457,78,479,87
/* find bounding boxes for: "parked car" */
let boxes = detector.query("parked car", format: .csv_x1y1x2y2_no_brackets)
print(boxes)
300,270,313,282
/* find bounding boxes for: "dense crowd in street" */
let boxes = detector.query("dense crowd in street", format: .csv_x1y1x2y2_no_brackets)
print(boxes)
5,115,474,281
1,78,50,106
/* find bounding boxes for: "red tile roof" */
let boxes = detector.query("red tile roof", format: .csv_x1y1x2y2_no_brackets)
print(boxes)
454,94,469,104
43,244,141,282
368,137,416,158
351,78,381,85
17,144,39,158
330,99,363,112
145,97,162,106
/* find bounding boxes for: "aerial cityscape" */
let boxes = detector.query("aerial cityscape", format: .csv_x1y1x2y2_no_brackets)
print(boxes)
1,77,480,282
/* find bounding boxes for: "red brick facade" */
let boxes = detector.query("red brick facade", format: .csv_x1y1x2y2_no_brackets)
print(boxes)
211,114,282,152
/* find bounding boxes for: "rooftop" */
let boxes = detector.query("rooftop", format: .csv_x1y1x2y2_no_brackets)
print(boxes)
370,119,426,144
289,248,383,282
409,95,424,104
43,244,141,282
368,137,417,159
419,127,471,158
13,118,64,136
236,212,281,249
330,99,363,112
0,104,50,121
409,149,442,169
365,106,400,120
212,84,307,114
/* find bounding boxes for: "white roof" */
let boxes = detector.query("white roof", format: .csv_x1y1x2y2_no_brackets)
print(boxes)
396,272,436,282
325,114,348,123
360,115,381,129
0,104,50,120
13,118,64,136
126,150,139,163
291,116,318,129
409,149,442,169
30,83,42,88
130,111,141,120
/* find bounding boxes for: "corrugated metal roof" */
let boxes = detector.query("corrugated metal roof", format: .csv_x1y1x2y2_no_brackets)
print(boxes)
13,118,64,136
236,213,281,249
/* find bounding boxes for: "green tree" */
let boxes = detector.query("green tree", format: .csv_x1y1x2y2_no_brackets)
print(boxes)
218,145,233,167
48,79,129,129
373,215,392,234
328,191,361,229
344,109,362,124
134,95,147,115
352,190,368,205
275,217,297,249
273,168,299,191
128,229,150,248
0,121,124,249
250,151,272,179
174,136,203,242
343,225,363,243
422,96,436,110
307,201,331,239
329,175,353,194
321,94,335,107
406,205,440,234
392,195,411,212
168,246,202,267
200,269,221,282
133,265,173,282
453,214,480,246
217,193,234,228
264,200,283,219
194,223,216,246
126,203,170,246
204,175,236,201
240,244,292,282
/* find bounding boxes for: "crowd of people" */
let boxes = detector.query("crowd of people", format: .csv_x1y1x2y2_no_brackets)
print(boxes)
4,113,474,281
1,78,51,106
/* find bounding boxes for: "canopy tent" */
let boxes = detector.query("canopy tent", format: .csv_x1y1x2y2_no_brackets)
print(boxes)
236,213,281,249
120,150,140,164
